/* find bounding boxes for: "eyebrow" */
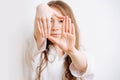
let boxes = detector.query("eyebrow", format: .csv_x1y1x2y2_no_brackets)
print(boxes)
51,15,64,20
51,17,64,21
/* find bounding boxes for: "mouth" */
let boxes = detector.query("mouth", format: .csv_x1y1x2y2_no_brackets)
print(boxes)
51,34,60,37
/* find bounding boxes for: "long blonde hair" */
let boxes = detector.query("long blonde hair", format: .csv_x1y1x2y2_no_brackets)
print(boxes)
35,1,80,80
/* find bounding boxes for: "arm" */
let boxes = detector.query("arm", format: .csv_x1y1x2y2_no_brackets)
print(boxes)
68,48,95,80
34,4,53,50
67,48,87,74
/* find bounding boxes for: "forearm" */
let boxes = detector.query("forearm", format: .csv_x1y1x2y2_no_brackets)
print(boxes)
36,37,46,50
67,48,87,74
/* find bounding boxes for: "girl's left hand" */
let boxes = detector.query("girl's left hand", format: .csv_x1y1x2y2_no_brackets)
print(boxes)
48,16,76,53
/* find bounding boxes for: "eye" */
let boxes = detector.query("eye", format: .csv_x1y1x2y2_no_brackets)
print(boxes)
59,20,63,23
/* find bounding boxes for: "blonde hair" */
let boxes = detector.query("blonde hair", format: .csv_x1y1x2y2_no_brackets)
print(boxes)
35,1,80,80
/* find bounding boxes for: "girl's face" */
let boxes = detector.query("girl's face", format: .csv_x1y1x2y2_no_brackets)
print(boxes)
50,7,64,40
36,4,64,40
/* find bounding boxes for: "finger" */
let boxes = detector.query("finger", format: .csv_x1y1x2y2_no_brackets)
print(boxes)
48,36,59,45
34,17,41,34
34,17,39,40
37,18,41,35
65,16,68,32
42,17,47,38
72,23,75,36
39,17,44,38
34,17,37,29
45,18,48,38
47,18,51,38
68,18,71,33
62,18,65,35
34,34,37,41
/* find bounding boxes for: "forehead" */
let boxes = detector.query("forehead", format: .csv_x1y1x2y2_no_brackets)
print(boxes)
50,7,63,17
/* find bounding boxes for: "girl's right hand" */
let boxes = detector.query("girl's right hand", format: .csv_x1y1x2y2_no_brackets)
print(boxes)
34,17,51,50
34,4,53,50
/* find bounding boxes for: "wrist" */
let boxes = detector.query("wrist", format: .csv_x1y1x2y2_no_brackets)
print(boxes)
67,47,77,55
36,37,46,50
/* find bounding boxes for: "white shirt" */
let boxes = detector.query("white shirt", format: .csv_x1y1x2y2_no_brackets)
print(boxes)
23,36,94,80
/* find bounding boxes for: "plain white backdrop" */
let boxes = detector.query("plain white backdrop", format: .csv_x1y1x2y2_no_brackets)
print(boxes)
0,0,120,80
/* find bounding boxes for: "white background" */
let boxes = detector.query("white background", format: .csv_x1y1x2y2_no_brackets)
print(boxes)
0,0,120,80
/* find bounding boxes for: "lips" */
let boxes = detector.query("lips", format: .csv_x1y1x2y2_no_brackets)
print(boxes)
51,34,60,37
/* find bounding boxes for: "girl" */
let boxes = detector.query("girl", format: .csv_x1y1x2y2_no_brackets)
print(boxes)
25,1,94,80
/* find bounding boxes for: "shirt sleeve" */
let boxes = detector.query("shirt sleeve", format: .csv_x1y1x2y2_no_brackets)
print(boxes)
31,35,47,80
23,35,46,80
69,48,95,80
31,54,41,80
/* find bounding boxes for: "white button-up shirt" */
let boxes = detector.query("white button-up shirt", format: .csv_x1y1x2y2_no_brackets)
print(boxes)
23,35,94,80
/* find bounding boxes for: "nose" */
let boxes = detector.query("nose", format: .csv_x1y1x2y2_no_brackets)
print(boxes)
51,20,60,31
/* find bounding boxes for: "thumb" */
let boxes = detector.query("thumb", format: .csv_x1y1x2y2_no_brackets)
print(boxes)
48,36,59,45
